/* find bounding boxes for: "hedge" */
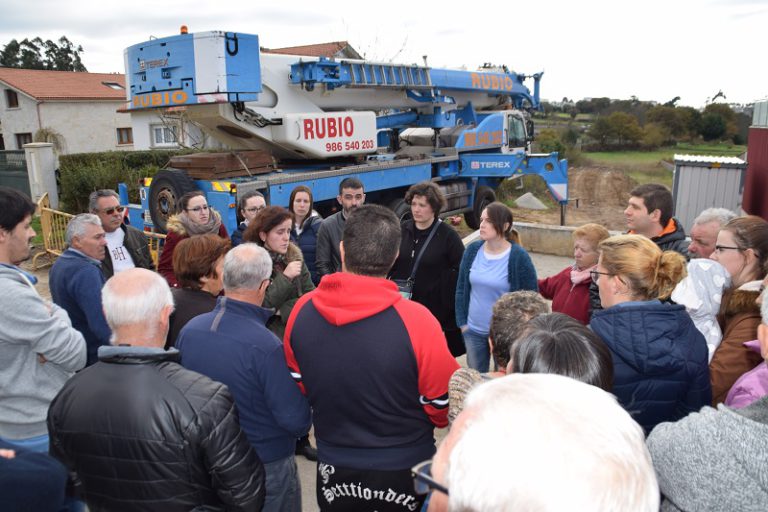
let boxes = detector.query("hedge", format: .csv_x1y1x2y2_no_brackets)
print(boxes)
58,149,198,213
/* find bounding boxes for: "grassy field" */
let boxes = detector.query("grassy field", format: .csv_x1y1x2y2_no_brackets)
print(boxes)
31,215,43,245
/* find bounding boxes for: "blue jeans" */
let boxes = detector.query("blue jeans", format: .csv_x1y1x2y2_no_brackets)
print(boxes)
262,455,301,512
463,329,491,372
0,434,84,512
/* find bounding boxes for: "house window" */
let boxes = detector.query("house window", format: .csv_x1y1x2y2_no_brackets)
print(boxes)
116,127,133,145
151,124,178,147
102,81,124,90
15,133,32,148
5,89,19,109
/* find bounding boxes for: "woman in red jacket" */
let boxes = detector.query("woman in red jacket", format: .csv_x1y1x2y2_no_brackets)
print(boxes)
538,223,609,324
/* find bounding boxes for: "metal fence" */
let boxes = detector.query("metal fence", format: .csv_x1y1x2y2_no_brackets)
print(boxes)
0,150,30,195
32,193,166,270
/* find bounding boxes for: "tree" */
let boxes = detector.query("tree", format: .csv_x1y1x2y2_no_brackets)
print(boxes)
642,123,669,150
536,129,565,154
587,117,612,148
606,111,643,147
646,105,685,140
676,107,702,140
700,113,726,141
0,36,86,71
703,103,736,140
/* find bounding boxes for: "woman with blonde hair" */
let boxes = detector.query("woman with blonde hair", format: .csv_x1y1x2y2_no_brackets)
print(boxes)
589,234,711,433
538,223,609,324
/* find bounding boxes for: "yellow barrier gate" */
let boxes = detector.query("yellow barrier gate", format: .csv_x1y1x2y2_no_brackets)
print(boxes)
32,193,166,270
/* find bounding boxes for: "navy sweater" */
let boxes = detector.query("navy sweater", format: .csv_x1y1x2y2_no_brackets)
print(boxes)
177,297,312,463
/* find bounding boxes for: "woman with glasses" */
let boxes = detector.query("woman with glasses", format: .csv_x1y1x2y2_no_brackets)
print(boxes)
230,190,266,247
158,191,229,287
288,186,323,285
708,215,768,404
589,234,710,433
455,202,538,372
538,223,609,324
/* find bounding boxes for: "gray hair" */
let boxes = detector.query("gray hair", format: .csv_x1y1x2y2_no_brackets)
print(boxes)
223,243,273,291
693,207,737,228
102,268,174,341
447,374,659,511
88,189,119,213
65,213,102,246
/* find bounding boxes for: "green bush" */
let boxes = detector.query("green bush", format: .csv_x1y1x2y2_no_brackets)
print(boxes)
58,150,196,213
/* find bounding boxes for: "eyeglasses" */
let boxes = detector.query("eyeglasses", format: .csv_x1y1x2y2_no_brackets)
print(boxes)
411,460,449,496
590,270,613,284
186,205,209,213
714,245,742,253
245,206,266,213
100,206,125,215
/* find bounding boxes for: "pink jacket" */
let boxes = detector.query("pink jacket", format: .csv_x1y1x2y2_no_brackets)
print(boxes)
724,340,768,409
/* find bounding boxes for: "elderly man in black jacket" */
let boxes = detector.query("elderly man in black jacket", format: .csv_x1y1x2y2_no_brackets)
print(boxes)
47,268,265,512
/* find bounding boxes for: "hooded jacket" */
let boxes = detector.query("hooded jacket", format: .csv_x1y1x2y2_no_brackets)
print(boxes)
283,272,460,470
157,213,229,287
647,395,768,511
47,346,266,511
648,217,690,258
710,286,764,404
590,301,711,433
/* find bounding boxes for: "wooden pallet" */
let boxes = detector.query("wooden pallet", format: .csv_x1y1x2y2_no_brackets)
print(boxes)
169,151,276,179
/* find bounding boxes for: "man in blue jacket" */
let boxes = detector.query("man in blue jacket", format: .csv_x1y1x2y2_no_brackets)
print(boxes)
49,213,111,366
177,243,312,512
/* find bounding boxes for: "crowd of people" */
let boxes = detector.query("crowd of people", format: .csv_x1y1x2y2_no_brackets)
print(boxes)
1,178,767,511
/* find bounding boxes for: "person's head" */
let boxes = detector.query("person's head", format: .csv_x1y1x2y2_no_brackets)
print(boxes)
405,181,446,224
479,202,518,243
88,189,125,233
710,216,768,288
0,187,36,265
237,190,266,224
625,183,674,236
688,207,737,259
222,243,273,306
337,177,365,216
758,279,768,360
172,234,230,295
508,313,614,391
65,214,107,261
489,291,549,369
427,374,658,512
178,191,209,225
289,186,314,226
341,204,400,277
102,268,174,346
572,223,610,270
243,206,293,255
596,234,686,308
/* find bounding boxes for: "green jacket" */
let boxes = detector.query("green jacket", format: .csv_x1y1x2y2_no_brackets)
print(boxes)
263,242,315,340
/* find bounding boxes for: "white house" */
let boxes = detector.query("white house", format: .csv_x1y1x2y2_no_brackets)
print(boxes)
0,67,134,154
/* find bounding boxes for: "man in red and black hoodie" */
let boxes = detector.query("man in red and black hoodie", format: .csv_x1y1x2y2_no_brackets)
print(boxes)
285,204,459,512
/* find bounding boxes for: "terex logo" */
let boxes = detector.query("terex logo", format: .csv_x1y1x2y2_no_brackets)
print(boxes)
471,161,511,169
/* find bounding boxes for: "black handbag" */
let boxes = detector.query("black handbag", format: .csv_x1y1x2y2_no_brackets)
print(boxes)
393,220,440,299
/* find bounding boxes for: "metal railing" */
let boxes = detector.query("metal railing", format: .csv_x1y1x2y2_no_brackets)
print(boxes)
32,193,166,270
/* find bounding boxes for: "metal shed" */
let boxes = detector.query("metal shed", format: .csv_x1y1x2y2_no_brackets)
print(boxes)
672,154,747,231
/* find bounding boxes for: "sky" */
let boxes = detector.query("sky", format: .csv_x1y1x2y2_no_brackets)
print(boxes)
0,0,766,108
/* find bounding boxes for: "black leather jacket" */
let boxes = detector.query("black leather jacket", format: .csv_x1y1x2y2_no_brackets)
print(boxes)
47,346,265,512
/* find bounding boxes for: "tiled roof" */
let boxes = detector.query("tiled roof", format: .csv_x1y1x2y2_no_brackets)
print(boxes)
263,41,359,59
0,67,126,101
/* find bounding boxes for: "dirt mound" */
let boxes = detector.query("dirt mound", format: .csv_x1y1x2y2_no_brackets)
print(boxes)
509,166,633,231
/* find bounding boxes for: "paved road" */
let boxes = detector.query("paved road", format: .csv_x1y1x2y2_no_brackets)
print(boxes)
24,251,572,511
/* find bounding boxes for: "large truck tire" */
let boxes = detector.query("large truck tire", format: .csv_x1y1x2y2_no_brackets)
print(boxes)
148,169,197,233
388,197,412,223
464,186,496,230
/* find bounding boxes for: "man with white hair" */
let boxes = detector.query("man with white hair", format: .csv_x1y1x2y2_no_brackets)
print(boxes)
422,373,659,512
688,207,738,259
47,268,266,511
647,288,768,510
177,243,311,512
49,213,111,366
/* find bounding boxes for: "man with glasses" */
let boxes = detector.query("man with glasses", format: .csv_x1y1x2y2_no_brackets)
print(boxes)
418,374,659,512
89,189,152,278
231,190,267,247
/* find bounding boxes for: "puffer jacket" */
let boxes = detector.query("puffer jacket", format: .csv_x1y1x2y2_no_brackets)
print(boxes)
590,301,711,434
47,346,265,512
291,214,323,285
652,218,690,258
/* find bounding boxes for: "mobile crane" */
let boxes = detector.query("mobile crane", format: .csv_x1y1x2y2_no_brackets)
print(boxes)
124,29,568,232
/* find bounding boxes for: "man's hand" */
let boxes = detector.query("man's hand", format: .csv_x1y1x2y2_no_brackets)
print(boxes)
0,449,15,460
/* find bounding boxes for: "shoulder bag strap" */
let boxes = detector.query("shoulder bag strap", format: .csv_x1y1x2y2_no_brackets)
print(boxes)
409,219,441,282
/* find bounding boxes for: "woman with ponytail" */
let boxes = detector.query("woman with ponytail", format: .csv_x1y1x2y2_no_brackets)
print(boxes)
455,202,537,372
589,234,711,433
